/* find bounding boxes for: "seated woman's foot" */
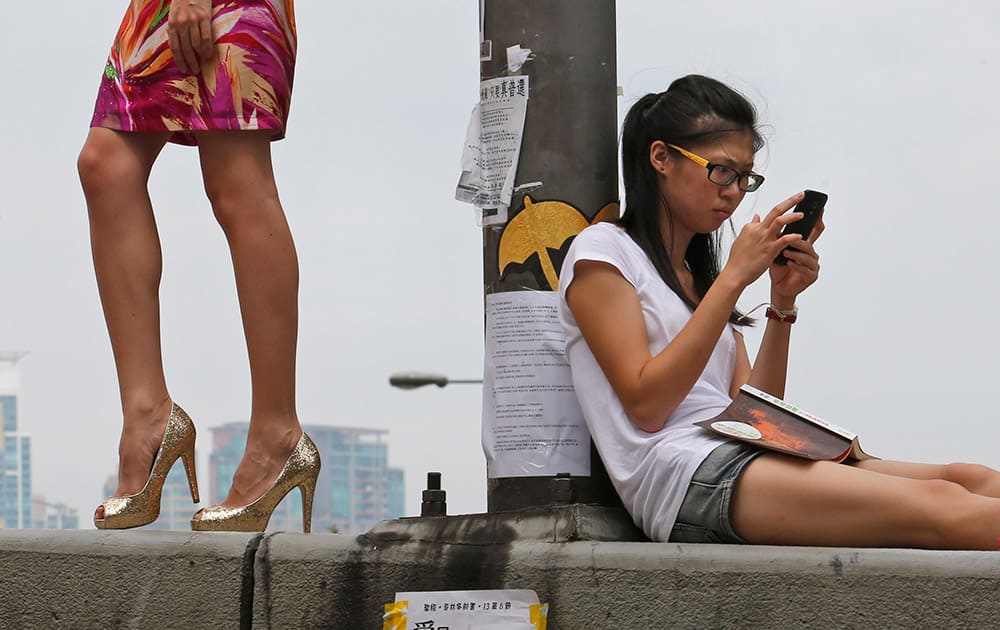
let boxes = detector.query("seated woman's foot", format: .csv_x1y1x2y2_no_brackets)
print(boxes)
94,397,174,522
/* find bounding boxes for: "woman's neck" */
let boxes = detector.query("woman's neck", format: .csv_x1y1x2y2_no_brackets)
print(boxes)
660,222,699,302
661,222,694,274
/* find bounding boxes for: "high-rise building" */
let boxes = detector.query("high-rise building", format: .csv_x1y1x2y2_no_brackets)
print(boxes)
208,423,405,534
0,353,30,529
31,495,79,530
100,454,202,531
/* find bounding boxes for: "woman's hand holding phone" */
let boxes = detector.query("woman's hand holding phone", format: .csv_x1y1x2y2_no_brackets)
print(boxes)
774,190,827,265
768,190,826,300
722,192,810,289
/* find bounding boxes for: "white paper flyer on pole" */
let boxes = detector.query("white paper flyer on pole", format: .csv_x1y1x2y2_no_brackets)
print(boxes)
456,76,530,226
482,290,590,478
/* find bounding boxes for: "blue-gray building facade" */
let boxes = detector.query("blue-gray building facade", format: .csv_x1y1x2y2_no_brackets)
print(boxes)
0,354,30,529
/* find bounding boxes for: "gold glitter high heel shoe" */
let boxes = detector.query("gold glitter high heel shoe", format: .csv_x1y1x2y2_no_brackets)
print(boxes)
94,402,200,529
190,432,320,533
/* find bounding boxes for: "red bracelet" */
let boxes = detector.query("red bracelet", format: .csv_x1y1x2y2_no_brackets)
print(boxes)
765,306,798,324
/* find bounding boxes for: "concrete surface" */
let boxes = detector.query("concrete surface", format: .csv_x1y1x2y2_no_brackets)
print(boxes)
254,535,1000,629
0,529,259,629
1,527,998,629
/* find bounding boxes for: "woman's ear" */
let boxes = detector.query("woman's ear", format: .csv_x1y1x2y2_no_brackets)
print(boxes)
649,140,670,175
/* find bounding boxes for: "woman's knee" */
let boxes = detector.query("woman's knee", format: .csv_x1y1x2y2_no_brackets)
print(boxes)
199,134,282,232
204,178,283,234
909,478,988,547
78,132,158,205
78,137,120,198
940,462,1000,495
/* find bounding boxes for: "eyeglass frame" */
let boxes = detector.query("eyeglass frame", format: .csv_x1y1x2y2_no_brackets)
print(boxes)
665,143,765,192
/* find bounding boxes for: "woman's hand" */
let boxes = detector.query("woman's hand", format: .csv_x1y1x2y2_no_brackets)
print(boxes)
769,209,824,301
722,192,807,290
168,0,215,74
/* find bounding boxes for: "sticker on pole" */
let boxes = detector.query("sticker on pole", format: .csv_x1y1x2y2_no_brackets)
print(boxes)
383,589,548,629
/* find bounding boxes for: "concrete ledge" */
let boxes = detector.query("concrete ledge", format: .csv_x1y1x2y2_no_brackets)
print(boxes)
0,530,260,629
2,530,998,628
528,542,1000,628
254,534,1000,629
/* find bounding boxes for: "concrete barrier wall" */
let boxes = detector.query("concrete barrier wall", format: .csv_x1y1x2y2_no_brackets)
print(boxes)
0,530,258,629
1,530,998,629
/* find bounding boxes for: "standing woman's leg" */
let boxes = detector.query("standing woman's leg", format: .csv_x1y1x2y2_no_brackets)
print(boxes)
194,130,305,509
78,127,174,518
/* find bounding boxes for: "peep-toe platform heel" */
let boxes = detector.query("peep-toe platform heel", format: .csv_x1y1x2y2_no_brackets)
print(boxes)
95,402,200,530
190,432,320,533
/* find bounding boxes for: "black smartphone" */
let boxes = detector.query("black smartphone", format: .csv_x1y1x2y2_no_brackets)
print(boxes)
774,189,827,265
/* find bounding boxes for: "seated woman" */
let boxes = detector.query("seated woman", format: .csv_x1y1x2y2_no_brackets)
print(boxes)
558,74,1000,549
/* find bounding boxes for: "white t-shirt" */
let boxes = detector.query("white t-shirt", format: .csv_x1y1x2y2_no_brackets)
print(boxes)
558,222,739,541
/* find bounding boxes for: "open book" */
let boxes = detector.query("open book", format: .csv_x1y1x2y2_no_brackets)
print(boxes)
695,385,875,462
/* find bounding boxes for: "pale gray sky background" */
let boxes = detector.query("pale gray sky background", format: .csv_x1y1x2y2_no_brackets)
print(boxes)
1,2,998,523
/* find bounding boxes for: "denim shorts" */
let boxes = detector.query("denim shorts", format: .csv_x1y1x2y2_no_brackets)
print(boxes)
668,440,764,544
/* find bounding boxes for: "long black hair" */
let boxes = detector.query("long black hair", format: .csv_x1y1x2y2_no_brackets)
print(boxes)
619,75,763,325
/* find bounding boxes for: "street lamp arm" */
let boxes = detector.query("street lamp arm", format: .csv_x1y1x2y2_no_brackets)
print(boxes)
388,372,483,390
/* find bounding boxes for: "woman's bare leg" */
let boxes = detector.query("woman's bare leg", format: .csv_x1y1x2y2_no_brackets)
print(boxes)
196,131,303,508
78,128,172,516
732,453,1000,550
849,459,1000,498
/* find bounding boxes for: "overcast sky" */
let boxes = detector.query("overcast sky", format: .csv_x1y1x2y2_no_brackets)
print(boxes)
2,2,998,524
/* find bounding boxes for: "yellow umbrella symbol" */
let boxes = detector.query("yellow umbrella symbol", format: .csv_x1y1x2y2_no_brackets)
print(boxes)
498,196,618,291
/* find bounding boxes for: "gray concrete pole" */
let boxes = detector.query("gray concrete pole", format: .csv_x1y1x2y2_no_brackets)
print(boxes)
481,0,620,512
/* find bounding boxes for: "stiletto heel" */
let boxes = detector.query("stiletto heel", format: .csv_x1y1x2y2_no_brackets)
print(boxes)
299,471,318,534
95,402,199,530
191,432,321,533
181,441,200,503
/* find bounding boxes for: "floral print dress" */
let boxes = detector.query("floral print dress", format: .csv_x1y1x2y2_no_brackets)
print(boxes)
91,0,297,145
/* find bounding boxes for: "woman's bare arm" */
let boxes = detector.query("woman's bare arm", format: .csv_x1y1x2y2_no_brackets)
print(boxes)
568,196,805,431
567,260,743,432
746,217,824,397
